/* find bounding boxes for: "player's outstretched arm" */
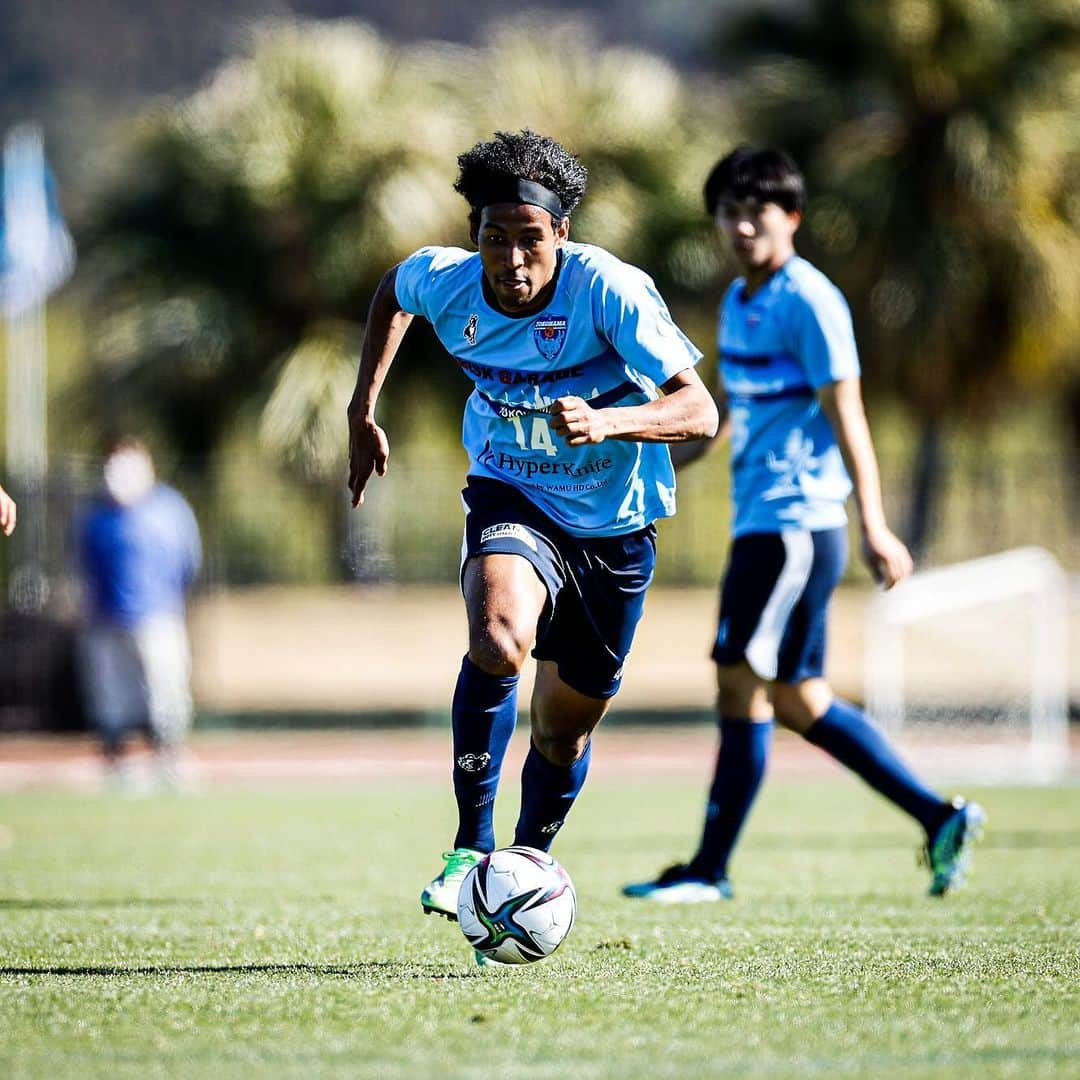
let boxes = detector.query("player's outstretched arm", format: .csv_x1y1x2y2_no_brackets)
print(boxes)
0,482,15,536
347,266,414,508
549,367,720,447
818,378,913,589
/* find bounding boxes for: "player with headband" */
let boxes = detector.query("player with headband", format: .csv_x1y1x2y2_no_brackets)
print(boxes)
347,129,719,920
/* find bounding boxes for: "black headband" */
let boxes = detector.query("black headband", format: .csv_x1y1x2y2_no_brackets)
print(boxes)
473,177,566,219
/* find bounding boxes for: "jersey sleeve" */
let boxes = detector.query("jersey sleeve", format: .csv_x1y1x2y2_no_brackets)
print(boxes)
593,261,702,385
393,246,469,319
788,281,860,388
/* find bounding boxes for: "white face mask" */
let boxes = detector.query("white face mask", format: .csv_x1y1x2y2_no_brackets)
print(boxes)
103,448,155,506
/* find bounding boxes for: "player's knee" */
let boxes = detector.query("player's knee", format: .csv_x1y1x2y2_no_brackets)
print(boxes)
716,662,765,717
468,624,531,676
771,704,812,734
771,682,825,734
532,731,587,767
716,683,743,717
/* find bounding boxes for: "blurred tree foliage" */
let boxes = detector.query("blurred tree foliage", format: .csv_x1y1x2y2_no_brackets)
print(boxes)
711,0,1078,554
715,0,1079,405
0,0,725,193
79,18,731,482
74,8,1078,579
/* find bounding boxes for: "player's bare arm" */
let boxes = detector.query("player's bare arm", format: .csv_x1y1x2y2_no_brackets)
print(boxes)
549,367,720,447
668,383,730,469
346,265,414,507
818,378,913,588
0,482,15,536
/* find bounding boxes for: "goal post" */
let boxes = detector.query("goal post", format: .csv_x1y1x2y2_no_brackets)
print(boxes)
864,547,1070,782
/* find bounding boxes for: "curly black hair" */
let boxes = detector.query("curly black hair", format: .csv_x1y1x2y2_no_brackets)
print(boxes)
454,129,589,226
703,146,806,217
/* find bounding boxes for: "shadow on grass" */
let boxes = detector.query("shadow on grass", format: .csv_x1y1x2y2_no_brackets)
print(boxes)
0,898,215,911
0,963,478,979
622,829,1080,853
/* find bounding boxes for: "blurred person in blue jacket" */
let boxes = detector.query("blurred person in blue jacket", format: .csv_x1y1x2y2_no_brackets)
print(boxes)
76,436,201,786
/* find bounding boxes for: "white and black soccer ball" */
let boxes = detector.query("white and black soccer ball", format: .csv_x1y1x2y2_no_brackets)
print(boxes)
456,845,576,965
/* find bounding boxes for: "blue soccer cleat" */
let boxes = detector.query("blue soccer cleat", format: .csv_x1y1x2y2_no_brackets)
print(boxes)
924,798,986,897
622,862,734,903
420,848,484,920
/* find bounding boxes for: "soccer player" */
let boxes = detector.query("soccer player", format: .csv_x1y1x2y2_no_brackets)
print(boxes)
0,482,15,535
347,130,718,920
622,147,984,902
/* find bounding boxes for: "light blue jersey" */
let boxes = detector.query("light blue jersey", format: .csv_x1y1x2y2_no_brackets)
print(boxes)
396,242,702,537
718,255,859,536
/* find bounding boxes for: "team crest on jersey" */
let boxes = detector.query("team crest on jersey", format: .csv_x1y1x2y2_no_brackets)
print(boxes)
532,315,568,360
463,313,479,346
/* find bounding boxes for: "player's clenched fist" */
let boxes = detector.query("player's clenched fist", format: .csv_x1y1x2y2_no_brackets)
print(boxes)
862,525,914,590
549,396,610,446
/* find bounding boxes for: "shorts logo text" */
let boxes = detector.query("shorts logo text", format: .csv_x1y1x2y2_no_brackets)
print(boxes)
480,523,538,552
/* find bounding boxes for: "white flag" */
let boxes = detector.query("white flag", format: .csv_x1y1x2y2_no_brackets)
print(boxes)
0,124,76,318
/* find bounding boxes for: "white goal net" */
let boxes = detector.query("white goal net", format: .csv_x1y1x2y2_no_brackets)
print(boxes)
864,547,1070,783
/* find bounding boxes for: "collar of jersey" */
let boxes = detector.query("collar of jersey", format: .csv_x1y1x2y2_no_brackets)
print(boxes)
737,254,795,304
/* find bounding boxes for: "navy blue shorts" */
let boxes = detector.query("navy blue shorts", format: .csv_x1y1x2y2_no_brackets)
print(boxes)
461,477,657,699
711,527,848,683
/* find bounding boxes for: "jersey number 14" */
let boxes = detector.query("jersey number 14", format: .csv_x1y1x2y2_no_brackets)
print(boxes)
509,415,558,458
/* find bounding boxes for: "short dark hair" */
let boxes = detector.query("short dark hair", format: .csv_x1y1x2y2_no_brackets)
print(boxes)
455,129,588,228
703,146,806,217
102,432,150,458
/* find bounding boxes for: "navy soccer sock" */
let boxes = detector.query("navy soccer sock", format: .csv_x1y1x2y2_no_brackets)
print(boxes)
804,698,949,836
691,718,772,881
514,738,592,851
451,656,519,853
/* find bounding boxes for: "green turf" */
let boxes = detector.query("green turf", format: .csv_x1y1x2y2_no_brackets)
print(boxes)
1,775,1077,1078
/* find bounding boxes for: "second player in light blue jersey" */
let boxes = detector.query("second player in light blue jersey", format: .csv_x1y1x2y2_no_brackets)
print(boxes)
623,147,983,904
347,130,718,925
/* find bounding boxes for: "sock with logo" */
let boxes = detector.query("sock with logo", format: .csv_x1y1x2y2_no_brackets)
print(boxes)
691,717,772,881
514,738,592,851
451,655,519,853
804,698,950,836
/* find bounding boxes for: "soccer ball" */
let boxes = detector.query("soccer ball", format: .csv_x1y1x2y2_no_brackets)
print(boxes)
457,845,576,965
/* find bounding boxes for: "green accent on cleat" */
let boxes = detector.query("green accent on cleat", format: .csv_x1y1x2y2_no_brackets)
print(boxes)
622,863,734,903
420,848,484,920
924,798,986,897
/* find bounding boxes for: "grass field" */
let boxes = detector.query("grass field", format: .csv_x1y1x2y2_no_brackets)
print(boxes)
1,771,1077,1078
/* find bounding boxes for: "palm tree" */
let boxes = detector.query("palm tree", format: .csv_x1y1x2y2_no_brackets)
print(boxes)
709,0,1079,557
80,20,473,472
81,17,731,483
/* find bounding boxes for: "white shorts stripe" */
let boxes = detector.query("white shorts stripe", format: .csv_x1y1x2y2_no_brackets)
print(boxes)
459,491,471,597
744,529,815,680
